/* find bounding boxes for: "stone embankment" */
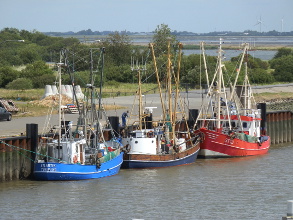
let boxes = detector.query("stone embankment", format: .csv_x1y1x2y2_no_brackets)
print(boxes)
252,83,293,111
266,98,293,111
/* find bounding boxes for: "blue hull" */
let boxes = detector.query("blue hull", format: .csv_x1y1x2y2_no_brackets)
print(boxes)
121,148,199,169
34,152,123,181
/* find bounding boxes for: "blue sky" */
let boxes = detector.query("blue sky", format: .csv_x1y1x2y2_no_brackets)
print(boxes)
1,0,292,33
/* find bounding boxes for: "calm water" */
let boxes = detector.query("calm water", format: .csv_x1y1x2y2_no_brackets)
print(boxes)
0,143,292,220
132,35,293,61
182,49,276,60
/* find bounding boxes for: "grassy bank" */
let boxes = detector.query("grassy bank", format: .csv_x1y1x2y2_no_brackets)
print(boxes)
0,83,158,101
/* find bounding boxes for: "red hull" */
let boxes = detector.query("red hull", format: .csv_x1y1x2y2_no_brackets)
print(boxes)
198,128,270,158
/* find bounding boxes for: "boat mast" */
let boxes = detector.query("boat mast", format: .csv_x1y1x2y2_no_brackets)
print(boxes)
90,48,95,124
230,43,249,103
167,38,173,139
200,42,210,87
57,56,63,159
98,48,105,120
149,43,166,121
173,43,182,138
216,39,223,129
138,68,143,130
244,62,248,112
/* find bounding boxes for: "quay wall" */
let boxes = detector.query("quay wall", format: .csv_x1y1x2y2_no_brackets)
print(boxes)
266,111,293,145
0,124,38,182
0,136,33,181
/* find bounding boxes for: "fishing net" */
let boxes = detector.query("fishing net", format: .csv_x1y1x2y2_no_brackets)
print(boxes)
235,133,258,143
99,149,120,163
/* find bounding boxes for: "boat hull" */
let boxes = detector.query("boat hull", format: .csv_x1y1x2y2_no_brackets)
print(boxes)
198,128,270,158
121,145,200,169
34,152,123,181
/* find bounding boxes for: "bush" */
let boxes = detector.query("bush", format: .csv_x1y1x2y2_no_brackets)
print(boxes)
33,74,57,88
270,55,293,82
273,47,292,59
5,78,33,90
249,68,275,84
0,66,20,87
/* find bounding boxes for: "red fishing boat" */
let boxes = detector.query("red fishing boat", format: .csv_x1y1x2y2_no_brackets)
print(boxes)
195,39,270,158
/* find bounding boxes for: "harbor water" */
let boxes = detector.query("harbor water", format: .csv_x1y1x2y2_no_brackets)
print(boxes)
0,143,292,219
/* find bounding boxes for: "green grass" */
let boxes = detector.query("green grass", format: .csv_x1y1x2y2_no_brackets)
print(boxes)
0,83,159,101
0,88,44,101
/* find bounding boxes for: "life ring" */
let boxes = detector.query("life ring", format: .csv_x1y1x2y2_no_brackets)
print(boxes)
147,131,154,138
73,155,78,163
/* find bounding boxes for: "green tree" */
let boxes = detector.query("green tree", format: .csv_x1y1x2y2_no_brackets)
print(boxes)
180,54,217,86
102,32,132,66
231,54,268,70
273,47,292,59
34,74,57,88
0,48,23,66
249,68,274,84
152,24,178,57
105,64,133,83
6,78,33,90
270,55,293,82
21,60,54,87
22,60,53,78
0,66,20,87
18,44,43,64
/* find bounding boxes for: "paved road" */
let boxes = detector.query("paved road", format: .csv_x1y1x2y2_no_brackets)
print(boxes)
1,83,292,137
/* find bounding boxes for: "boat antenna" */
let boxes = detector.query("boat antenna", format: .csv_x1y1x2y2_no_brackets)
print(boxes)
57,50,65,159
98,47,105,120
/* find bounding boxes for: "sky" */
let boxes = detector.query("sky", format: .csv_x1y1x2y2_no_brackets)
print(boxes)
1,0,293,33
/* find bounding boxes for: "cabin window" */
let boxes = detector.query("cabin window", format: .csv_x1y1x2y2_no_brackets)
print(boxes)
129,132,136,138
243,122,248,128
223,122,230,127
231,121,236,127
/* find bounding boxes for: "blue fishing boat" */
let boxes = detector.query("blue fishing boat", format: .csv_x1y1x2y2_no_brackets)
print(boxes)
34,148,123,181
34,49,123,181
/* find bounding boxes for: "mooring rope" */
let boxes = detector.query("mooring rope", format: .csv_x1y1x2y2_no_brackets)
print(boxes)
0,140,66,163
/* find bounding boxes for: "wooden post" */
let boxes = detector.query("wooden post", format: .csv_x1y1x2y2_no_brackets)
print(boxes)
276,113,280,144
284,112,288,143
26,124,38,179
0,141,5,182
291,113,293,142
279,112,285,143
12,139,19,180
271,113,276,145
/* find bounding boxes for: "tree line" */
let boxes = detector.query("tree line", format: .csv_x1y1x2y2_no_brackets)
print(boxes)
0,25,293,91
